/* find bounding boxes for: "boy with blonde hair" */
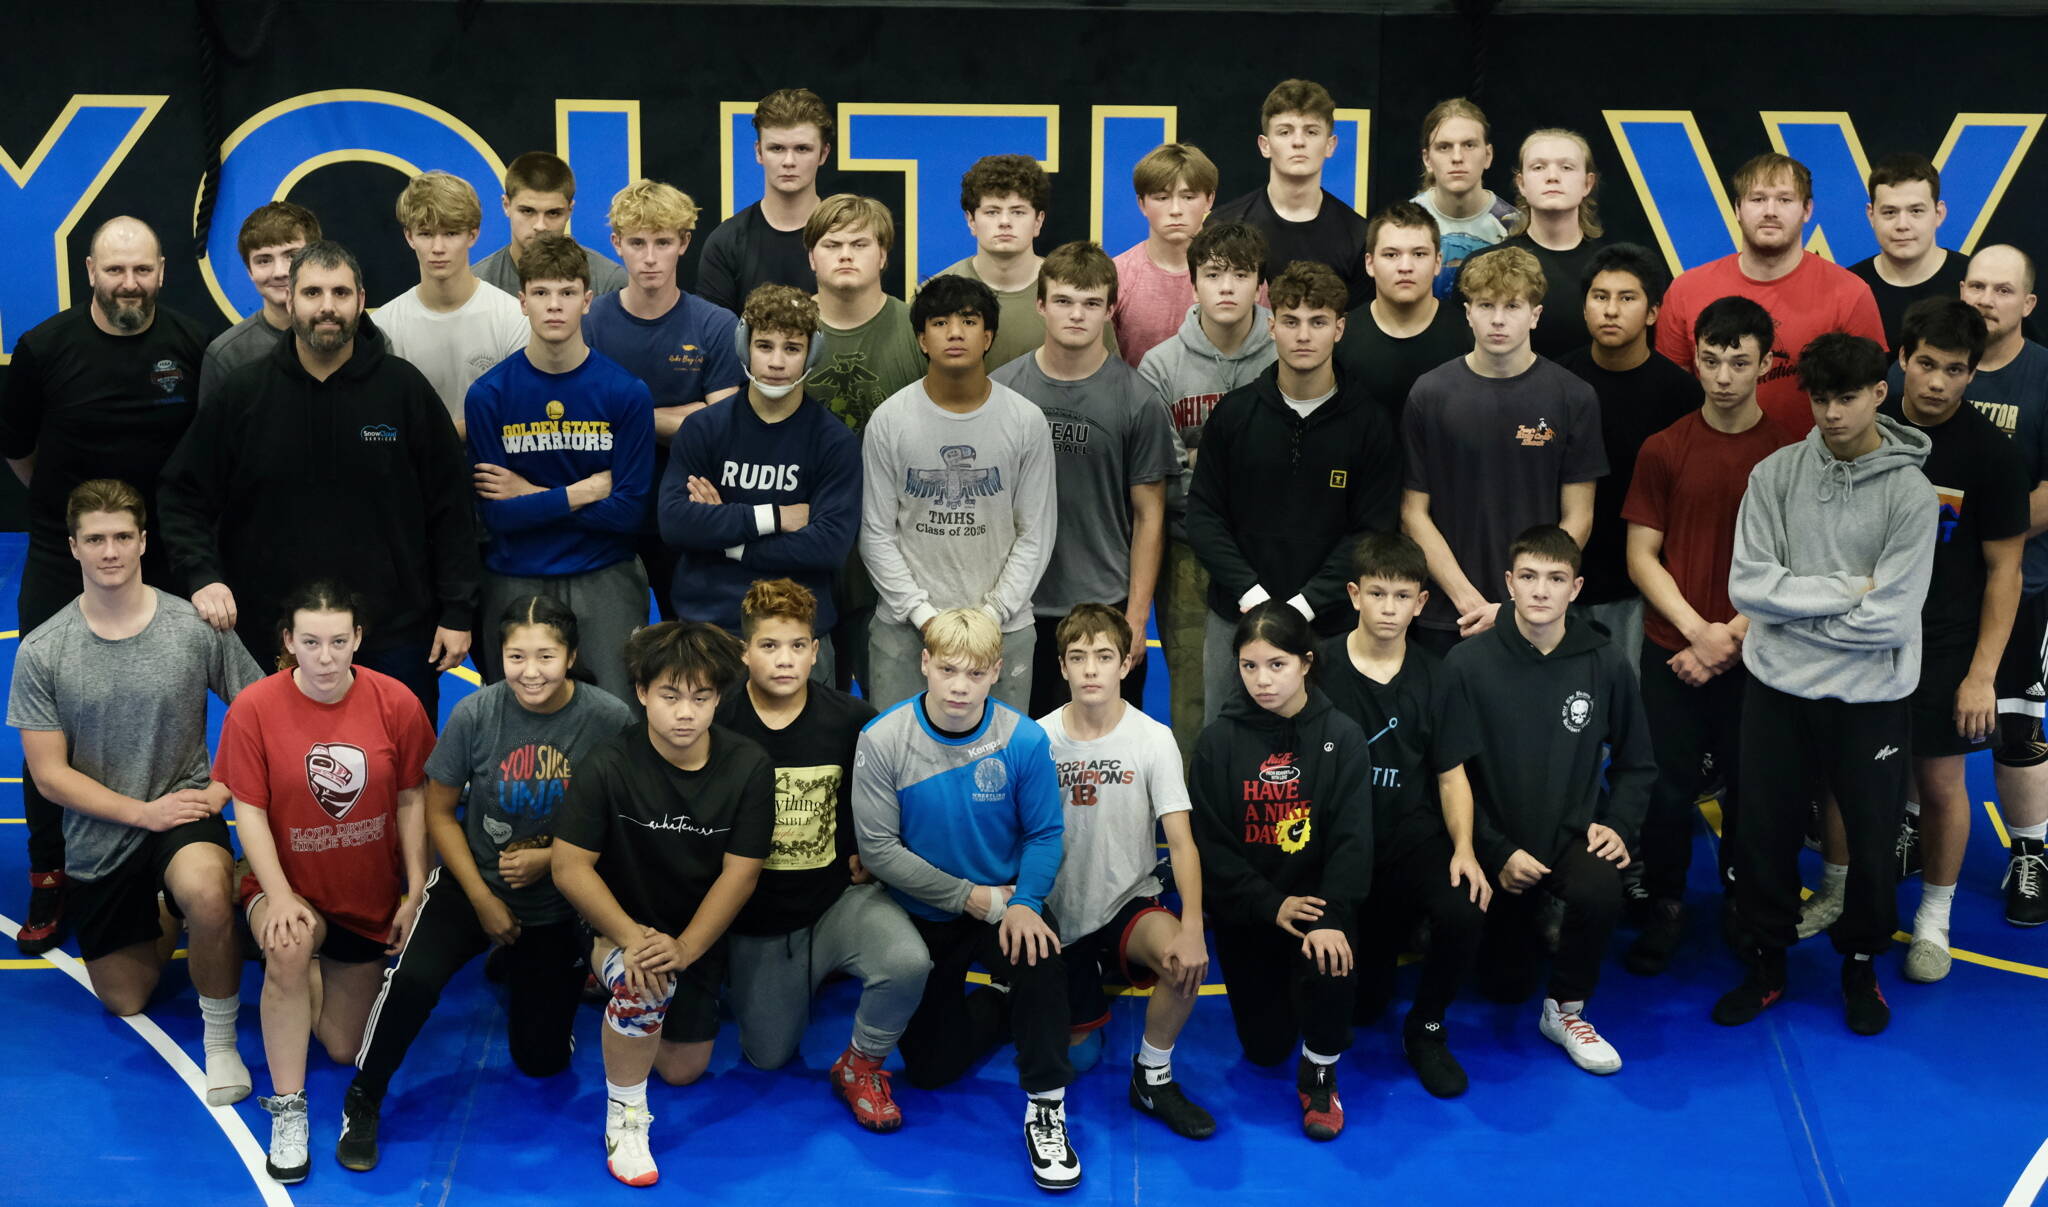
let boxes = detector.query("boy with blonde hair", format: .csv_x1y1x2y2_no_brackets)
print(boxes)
379,171,529,430
807,194,924,432
586,179,744,619
1401,246,1606,651
852,606,1079,1190
1112,144,1218,364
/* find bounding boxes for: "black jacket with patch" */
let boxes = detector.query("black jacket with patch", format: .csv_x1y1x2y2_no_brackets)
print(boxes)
1186,361,1401,635
1445,614,1655,874
159,313,479,652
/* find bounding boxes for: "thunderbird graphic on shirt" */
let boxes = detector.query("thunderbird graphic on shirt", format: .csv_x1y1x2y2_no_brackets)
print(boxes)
305,742,369,819
906,445,1003,509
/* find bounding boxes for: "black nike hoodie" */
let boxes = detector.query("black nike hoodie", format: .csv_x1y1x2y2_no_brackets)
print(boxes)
1185,361,1401,636
158,313,479,652
1189,684,1374,934
1444,613,1655,875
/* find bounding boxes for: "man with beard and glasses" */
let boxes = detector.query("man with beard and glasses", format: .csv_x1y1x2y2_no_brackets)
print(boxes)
1656,153,1886,439
0,215,210,956
160,240,478,719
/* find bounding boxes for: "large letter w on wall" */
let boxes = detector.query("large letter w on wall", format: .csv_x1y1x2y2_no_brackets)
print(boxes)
0,96,166,361
1605,110,2041,273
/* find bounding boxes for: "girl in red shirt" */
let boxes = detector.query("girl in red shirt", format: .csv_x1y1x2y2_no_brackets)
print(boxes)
214,581,435,1185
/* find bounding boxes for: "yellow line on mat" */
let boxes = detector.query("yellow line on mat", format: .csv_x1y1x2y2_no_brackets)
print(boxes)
1985,799,2012,849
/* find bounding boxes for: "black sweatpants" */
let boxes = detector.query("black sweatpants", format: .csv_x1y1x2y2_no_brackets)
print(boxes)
17,550,79,872
1479,842,1623,1005
1637,643,1747,902
354,869,585,1094
1028,608,1149,719
1211,921,1355,1066
899,914,1074,1095
1735,679,1909,956
1355,833,1486,1029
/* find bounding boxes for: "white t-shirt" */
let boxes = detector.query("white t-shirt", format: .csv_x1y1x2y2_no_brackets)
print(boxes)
377,281,531,423
1039,702,1191,943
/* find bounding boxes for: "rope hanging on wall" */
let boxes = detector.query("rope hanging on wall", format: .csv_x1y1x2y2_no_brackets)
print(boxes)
192,0,283,259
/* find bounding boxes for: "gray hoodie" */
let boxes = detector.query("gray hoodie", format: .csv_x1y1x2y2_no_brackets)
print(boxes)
1137,302,1277,538
1729,414,1937,703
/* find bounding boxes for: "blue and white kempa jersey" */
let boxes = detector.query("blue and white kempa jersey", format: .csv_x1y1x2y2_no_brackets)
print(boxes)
850,694,1064,923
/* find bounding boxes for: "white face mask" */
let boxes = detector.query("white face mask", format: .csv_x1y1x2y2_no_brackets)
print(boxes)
748,370,804,400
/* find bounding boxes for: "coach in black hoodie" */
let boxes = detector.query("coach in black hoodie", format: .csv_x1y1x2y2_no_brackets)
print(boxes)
159,241,478,715
1446,525,1652,1075
1187,261,1400,727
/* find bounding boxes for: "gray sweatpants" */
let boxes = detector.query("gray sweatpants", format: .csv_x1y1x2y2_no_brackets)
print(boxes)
1203,609,1244,726
1581,595,1645,684
478,557,651,704
866,615,1035,713
727,882,933,1069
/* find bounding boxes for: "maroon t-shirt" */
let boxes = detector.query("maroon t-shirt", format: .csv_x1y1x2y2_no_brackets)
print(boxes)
1621,410,1797,653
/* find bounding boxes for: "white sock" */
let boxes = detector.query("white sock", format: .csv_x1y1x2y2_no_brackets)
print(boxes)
1915,883,1956,943
1905,798,1922,817
1300,1045,1339,1066
199,994,239,1055
1138,1039,1173,1084
2012,821,2047,842
1027,1086,1066,1115
1552,998,1586,1016
606,1078,647,1110
1820,862,1848,894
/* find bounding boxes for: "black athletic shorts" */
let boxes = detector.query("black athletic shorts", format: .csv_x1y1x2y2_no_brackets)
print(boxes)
1996,588,2048,719
656,941,727,1045
70,814,232,962
1911,645,1989,759
1064,896,1174,1034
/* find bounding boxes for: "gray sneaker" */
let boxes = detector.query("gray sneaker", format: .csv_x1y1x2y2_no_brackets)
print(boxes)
1796,885,1844,940
1902,936,1952,983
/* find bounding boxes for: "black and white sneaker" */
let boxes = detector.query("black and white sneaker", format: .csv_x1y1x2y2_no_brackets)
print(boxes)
1023,1098,1080,1191
2005,836,2048,927
336,1082,381,1171
1128,1059,1216,1139
261,1091,311,1184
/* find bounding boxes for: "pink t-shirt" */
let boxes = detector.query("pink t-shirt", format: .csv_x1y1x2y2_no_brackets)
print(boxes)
1112,243,1195,367
1654,251,1886,439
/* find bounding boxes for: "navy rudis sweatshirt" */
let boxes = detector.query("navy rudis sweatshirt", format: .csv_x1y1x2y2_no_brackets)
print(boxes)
660,392,862,631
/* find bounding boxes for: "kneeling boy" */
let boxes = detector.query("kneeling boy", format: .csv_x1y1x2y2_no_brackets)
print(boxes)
852,608,1080,1192
552,623,775,1187
1041,603,1214,1138
1317,531,1490,1097
1446,526,1653,1075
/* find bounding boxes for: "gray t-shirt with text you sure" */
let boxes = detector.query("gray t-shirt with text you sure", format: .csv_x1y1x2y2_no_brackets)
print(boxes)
8,590,265,881
423,680,634,925
1403,355,1608,631
992,352,1177,615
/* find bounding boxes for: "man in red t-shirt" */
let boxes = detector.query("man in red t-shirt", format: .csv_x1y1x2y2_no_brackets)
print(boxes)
1622,296,1794,974
1655,153,1885,438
